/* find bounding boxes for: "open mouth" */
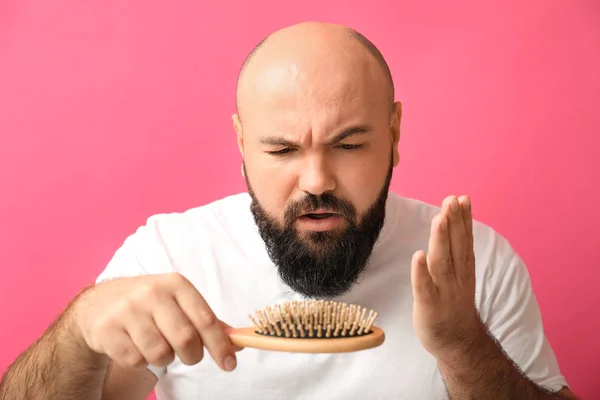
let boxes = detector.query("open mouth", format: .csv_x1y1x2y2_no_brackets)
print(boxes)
302,213,335,220
296,211,343,232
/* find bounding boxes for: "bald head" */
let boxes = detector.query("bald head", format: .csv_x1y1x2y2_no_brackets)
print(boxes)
231,23,401,299
235,22,395,121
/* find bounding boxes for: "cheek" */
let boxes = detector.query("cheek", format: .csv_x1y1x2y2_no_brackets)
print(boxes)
246,160,295,217
338,152,390,212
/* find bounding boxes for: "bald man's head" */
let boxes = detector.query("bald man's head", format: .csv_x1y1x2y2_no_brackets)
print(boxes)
230,22,402,298
235,22,395,121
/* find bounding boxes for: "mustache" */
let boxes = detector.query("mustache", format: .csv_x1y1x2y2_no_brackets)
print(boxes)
283,193,357,225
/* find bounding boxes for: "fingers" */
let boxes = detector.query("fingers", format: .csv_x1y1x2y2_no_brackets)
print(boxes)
220,321,245,352
86,273,243,373
443,195,468,271
153,299,204,366
411,250,438,302
125,311,174,367
426,195,473,288
174,278,239,372
427,213,453,284
103,330,147,369
458,195,475,263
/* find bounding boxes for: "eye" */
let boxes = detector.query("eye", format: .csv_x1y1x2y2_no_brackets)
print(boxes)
337,144,363,150
267,148,294,156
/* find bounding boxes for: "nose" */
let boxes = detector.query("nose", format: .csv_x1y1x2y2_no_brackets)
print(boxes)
298,155,336,196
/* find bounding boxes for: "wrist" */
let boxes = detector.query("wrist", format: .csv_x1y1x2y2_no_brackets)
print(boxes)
56,287,109,366
434,317,491,366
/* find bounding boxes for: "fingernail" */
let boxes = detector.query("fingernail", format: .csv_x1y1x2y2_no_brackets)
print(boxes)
223,355,237,371
450,199,459,213
441,217,448,230
462,197,471,210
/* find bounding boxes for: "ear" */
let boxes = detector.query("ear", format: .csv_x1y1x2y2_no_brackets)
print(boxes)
232,114,246,179
232,113,244,157
390,101,402,167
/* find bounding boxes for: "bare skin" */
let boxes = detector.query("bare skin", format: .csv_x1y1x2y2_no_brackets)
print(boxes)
235,21,579,400
0,21,579,399
412,195,579,399
234,22,400,236
0,274,242,400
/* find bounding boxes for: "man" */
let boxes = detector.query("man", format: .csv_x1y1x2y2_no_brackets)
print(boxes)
0,21,579,399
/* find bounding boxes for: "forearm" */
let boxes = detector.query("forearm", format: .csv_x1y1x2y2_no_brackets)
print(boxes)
437,322,568,400
0,291,109,400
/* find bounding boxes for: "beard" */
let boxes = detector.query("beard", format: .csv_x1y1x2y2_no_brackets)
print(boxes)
245,153,393,299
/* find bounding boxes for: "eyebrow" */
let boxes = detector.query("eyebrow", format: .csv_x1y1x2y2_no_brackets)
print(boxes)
259,125,373,147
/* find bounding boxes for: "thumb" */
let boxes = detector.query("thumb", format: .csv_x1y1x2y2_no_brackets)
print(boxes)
220,320,245,352
411,250,438,303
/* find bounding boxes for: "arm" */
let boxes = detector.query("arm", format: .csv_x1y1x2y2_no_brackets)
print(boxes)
0,289,157,400
436,319,580,399
0,291,108,400
410,195,578,400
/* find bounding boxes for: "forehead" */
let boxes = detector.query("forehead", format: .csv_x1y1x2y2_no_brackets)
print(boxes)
239,49,389,136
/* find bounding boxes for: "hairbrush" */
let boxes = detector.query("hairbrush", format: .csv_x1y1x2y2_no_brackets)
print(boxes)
226,299,384,353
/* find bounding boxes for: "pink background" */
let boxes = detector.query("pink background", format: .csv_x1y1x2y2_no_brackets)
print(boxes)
1,1,598,399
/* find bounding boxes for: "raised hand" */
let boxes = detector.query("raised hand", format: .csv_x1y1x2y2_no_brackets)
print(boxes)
411,195,483,359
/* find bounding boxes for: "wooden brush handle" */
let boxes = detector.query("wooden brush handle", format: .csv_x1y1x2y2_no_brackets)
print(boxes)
225,326,385,353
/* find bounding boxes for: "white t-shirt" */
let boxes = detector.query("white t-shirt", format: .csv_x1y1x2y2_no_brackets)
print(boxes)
96,191,568,399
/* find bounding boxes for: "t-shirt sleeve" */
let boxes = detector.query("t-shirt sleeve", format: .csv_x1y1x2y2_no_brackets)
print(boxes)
95,216,176,379
478,236,568,393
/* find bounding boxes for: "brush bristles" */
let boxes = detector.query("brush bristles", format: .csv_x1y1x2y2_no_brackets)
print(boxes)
248,299,378,339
